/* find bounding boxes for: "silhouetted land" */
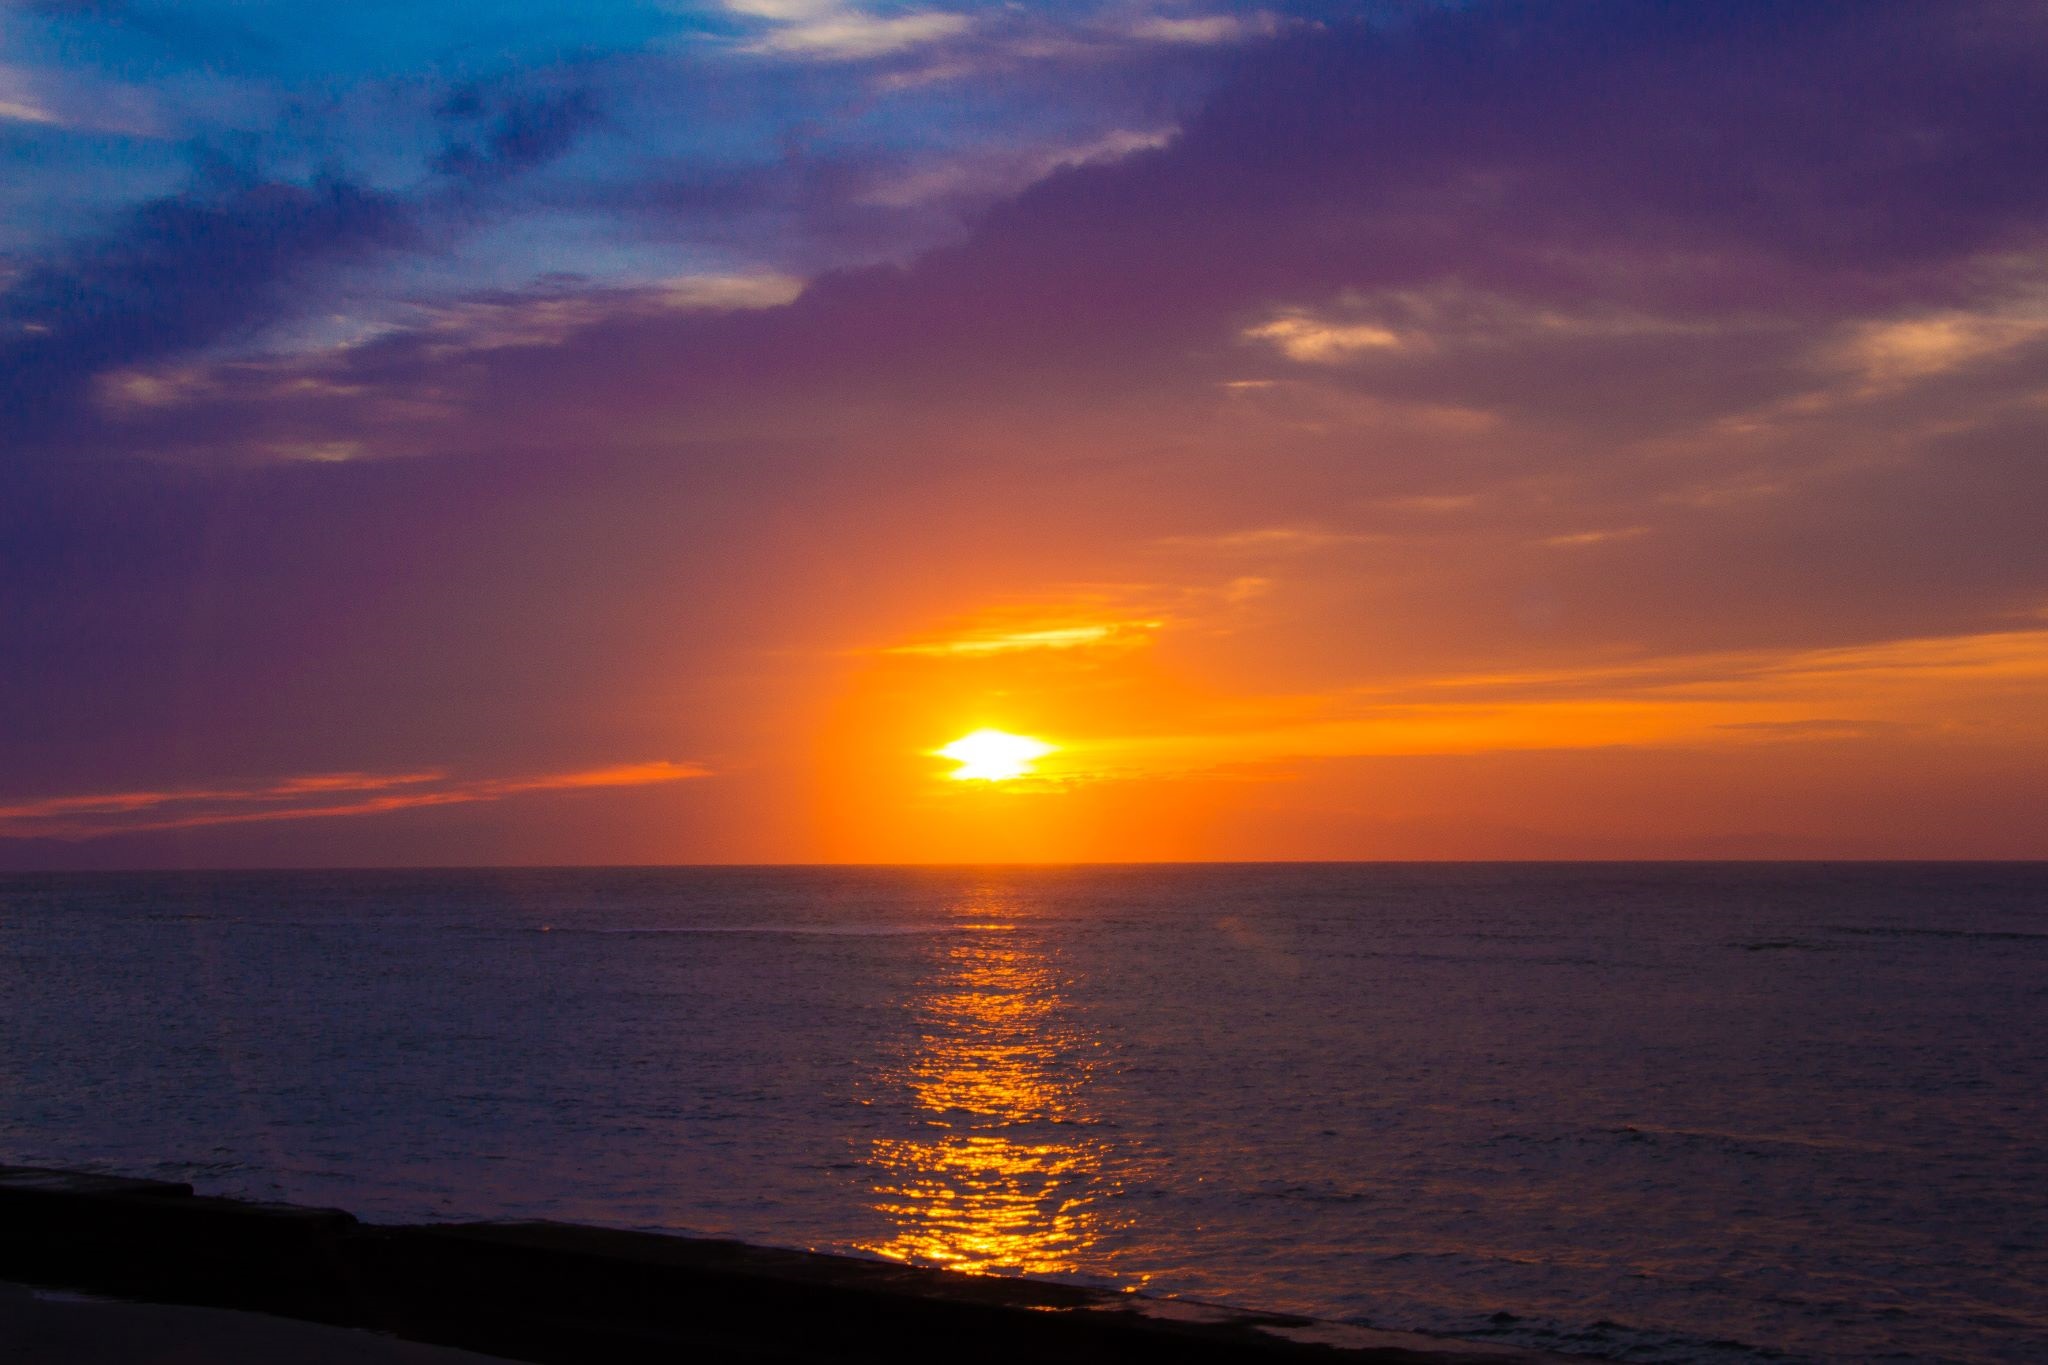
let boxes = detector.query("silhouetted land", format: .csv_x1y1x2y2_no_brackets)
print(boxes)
0,1165,1574,1364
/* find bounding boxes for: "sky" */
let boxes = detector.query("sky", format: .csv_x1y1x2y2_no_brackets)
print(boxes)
3,0,2047,866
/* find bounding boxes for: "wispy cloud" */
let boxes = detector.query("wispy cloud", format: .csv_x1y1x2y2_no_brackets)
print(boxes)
0,59,156,134
1124,13,1280,46
412,271,806,352
1537,526,1651,549
886,618,1163,657
0,69,57,126
1042,623,2048,781
1152,525,1378,555
1243,312,1404,363
0,762,708,841
1833,300,2048,393
89,270,807,425
853,127,1172,208
874,578,1278,662
727,0,972,61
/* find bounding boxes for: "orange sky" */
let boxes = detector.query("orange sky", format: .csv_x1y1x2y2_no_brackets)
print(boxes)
5,4,2048,865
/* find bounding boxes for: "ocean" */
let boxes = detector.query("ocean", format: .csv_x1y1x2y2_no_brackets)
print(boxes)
1,864,2042,1363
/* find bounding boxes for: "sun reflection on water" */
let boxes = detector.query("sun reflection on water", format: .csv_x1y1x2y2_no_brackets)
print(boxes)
861,920,1123,1276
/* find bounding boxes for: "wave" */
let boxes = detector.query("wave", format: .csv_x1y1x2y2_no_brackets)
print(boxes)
1827,925,2048,942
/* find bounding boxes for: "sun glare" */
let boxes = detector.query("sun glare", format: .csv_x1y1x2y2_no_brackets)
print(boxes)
938,729,1054,782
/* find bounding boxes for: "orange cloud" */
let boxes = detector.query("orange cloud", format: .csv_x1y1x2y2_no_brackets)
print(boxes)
1050,623,2048,780
1243,312,1404,363
0,761,707,841
885,619,1163,658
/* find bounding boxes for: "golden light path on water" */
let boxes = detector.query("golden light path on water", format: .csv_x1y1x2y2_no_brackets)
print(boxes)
859,914,1123,1276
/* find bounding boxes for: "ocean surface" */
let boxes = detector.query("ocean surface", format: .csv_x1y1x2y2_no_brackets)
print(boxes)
1,864,2043,1363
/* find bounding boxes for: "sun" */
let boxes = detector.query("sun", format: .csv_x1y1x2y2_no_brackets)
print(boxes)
937,729,1055,782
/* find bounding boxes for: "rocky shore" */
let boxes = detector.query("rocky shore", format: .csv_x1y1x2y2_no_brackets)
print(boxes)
0,1164,1577,1364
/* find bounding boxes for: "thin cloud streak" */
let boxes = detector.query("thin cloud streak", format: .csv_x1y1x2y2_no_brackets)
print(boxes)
726,0,974,60
885,620,1164,657
0,762,708,841
1047,623,2048,779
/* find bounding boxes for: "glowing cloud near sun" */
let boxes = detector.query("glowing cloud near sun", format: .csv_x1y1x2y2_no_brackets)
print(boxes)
937,729,1055,782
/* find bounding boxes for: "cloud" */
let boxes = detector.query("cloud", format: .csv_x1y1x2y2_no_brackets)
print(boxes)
1834,300,2048,392
727,0,972,60
1124,13,1280,46
432,87,601,185
0,71,617,454
0,64,58,124
885,618,1163,657
0,55,156,133
1053,622,2048,780
0,770,445,823
407,271,806,352
84,268,807,433
1243,313,1403,363
33,3,2048,501
1538,526,1650,549
0,761,707,840
0,174,414,448
1152,525,1378,555
852,127,1173,209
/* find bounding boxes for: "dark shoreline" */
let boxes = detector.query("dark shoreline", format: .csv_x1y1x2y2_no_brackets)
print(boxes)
0,1164,1576,1363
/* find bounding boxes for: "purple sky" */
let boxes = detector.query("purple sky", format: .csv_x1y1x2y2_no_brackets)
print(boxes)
5,0,2048,865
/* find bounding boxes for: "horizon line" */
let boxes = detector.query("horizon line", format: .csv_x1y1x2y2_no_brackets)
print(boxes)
5,857,2047,875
